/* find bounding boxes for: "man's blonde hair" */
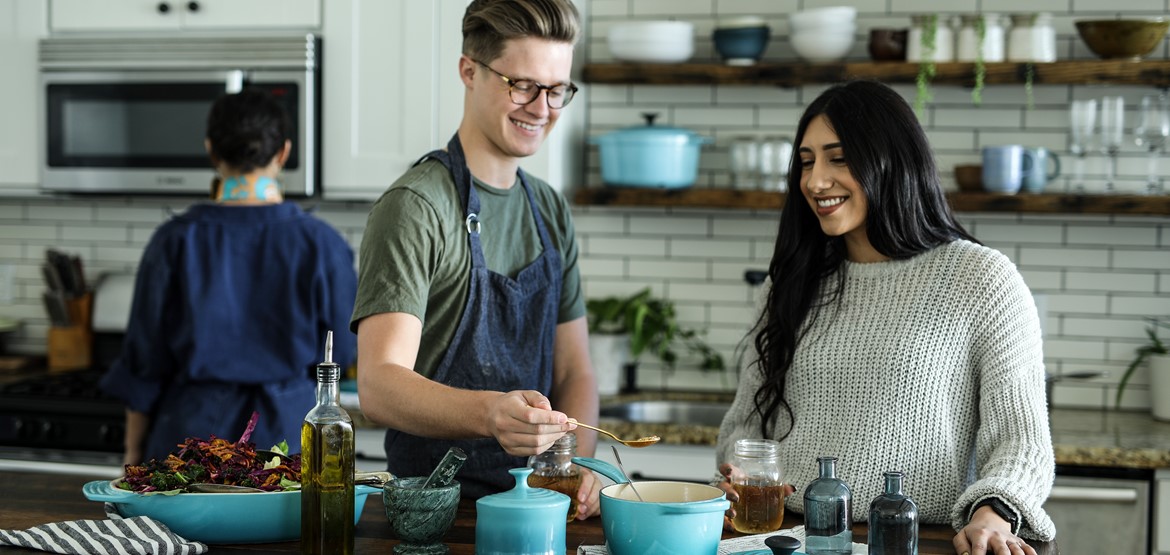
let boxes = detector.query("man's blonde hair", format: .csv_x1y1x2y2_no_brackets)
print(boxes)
462,0,580,63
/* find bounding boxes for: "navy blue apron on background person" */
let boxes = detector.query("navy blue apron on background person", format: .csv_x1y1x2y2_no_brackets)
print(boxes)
383,133,564,499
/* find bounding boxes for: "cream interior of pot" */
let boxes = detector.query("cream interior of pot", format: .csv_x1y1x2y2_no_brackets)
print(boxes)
603,481,725,503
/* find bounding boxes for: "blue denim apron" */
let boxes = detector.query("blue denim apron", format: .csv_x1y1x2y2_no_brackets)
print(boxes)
384,134,563,498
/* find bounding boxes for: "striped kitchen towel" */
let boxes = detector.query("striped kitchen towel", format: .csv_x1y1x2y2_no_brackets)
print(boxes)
0,503,208,555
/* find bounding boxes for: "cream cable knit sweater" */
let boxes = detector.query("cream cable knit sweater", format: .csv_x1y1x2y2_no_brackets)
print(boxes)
716,240,1056,541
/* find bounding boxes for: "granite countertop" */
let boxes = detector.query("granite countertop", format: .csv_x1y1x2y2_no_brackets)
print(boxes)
596,391,1170,470
348,388,1170,470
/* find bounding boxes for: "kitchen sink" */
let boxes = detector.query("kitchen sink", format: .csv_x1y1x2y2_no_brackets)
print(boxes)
598,400,731,427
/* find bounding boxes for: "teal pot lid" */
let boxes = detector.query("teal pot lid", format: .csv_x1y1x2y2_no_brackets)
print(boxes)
591,113,712,146
476,467,570,511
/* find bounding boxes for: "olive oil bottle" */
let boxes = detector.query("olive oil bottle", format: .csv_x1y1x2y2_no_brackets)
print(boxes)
301,331,355,555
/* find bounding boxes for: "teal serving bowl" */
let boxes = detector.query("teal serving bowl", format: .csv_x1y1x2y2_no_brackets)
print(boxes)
83,479,379,544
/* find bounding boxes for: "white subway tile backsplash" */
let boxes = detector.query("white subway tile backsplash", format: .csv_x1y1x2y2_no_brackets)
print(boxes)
1046,293,1109,314
1019,246,1110,268
587,236,667,257
631,86,715,105
1066,225,1159,246
674,106,757,127
1072,0,1164,11
933,107,1023,129
578,257,625,278
715,0,796,16
715,86,799,105
669,281,754,303
0,224,56,241
590,0,629,17
94,205,169,224
976,223,1063,244
628,258,709,279
627,214,711,236
1020,269,1063,290
1112,295,1170,317
1043,338,1109,359
26,205,93,222
669,237,753,259
60,226,129,243
630,0,714,16
1113,249,1170,271
1063,316,1150,339
1067,271,1157,293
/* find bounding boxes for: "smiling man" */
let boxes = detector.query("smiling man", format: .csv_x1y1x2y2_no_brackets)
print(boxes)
349,0,601,516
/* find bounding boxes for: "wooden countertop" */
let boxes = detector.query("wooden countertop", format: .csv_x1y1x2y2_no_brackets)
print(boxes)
0,469,1057,554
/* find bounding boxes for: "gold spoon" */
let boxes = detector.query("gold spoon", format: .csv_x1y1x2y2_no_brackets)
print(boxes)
569,419,661,448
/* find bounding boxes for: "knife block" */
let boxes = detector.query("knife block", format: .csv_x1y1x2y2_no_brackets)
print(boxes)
48,292,93,372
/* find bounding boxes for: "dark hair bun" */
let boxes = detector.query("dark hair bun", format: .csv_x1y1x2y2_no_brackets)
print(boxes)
205,88,291,173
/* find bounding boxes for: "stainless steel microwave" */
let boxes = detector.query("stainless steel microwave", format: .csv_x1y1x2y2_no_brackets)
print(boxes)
38,34,319,196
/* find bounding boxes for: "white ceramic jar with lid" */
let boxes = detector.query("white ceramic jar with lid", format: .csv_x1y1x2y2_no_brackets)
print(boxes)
1007,13,1057,62
907,14,954,62
956,13,1005,62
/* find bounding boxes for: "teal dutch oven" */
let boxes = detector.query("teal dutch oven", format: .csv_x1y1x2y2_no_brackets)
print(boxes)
572,457,730,555
590,113,712,189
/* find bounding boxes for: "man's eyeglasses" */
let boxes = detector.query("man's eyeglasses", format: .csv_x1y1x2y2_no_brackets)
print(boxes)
474,59,578,109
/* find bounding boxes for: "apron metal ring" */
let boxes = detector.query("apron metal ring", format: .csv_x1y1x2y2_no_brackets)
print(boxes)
465,213,481,235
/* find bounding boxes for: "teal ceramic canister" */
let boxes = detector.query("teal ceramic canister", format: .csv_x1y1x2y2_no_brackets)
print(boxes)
475,467,569,555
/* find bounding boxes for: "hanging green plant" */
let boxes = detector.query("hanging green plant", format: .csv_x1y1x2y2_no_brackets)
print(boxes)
971,16,986,106
1024,62,1035,110
913,14,938,115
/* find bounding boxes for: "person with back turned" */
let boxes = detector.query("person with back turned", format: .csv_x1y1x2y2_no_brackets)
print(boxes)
100,88,357,465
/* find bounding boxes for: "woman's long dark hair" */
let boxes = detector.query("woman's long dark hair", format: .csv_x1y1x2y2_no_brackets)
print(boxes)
752,80,977,440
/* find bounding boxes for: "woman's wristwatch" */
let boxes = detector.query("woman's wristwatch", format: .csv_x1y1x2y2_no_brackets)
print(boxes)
973,497,1021,535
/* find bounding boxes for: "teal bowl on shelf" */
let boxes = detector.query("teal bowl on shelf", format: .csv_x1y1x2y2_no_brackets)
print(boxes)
83,479,379,544
713,26,771,65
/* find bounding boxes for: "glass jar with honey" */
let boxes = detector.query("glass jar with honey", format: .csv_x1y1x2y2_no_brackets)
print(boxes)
527,432,582,522
730,438,786,533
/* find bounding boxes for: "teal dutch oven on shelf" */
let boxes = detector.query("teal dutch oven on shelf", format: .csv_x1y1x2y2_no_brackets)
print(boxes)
590,113,712,189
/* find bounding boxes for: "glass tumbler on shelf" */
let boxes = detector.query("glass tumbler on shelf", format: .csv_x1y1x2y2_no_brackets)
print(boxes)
729,136,761,190
1135,94,1170,195
1099,96,1125,194
730,438,786,534
527,432,581,522
1068,99,1097,193
803,456,852,555
758,136,793,192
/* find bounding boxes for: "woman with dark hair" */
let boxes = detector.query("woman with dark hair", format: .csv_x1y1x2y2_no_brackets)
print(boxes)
714,81,1054,554
100,88,357,465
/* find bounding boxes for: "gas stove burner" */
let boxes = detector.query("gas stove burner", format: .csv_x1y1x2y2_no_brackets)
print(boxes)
0,368,125,453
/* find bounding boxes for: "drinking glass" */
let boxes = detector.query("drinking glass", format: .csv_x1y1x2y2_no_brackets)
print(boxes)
1099,96,1125,194
1068,99,1097,193
1135,94,1170,195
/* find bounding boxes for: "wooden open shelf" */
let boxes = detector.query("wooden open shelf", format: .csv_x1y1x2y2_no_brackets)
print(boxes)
574,187,1170,215
582,60,1170,88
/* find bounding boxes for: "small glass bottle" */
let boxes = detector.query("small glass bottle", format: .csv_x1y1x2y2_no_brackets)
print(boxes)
527,432,581,522
804,456,852,555
301,331,355,555
867,471,918,555
730,438,785,534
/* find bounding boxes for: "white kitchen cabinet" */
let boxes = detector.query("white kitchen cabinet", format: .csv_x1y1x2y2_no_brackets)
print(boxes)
320,0,587,200
49,0,320,32
0,0,46,195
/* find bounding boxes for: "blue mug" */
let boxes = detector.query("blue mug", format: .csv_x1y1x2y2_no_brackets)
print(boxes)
982,145,1031,194
1021,147,1061,193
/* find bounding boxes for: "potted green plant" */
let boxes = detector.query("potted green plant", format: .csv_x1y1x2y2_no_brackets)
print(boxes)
1115,318,1170,416
586,288,725,394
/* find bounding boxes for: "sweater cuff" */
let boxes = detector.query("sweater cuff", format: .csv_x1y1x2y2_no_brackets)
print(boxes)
969,495,1022,535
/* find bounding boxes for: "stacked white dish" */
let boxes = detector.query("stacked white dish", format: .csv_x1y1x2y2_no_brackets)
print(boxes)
608,20,695,63
788,6,857,63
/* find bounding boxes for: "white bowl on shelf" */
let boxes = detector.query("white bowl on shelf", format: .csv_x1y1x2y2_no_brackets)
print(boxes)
790,30,856,63
607,21,695,63
788,6,858,30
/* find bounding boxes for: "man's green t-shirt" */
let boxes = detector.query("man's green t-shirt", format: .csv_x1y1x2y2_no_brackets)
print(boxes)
350,159,585,378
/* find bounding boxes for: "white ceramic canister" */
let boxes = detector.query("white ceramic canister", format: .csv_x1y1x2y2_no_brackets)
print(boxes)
907,14,954,63
956,13,1005,62
1008,13,1057,62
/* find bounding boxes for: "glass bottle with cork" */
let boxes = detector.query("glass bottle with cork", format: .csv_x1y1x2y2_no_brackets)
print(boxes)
730,438,786,533
527,432,582,522
803,456,852,554
301,331,355,555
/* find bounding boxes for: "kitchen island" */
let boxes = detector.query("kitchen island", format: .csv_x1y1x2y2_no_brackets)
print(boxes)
0,469,1056,554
